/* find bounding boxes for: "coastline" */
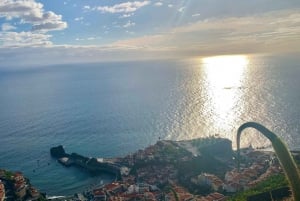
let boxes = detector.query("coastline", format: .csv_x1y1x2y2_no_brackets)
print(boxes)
46,137,290,200
1,136,295,200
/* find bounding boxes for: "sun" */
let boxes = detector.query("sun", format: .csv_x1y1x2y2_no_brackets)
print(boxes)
201,55,249,88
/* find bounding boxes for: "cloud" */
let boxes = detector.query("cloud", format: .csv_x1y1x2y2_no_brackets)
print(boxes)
178,7,185,13
192,13,201,17
74,17,84,21
95,1,150,13
1,8,299,68
123,20,136,28
1,23,16,31
83,5,90,10
154,2,163,7
32,22,67,32
0,31,52,47
0,1,65,27
75,36,100,41
0,0,43,20
119,13,134,18
111,9,300,56
0,45,171,69
0,0,67,46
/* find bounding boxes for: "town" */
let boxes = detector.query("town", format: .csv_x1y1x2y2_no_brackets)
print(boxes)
0,137,291,201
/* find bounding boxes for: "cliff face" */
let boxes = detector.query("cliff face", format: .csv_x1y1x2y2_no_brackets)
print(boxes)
0,169,46,201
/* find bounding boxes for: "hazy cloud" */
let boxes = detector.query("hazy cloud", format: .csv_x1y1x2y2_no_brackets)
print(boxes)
0,31,52,47
1,1,300,67
74,17,84,21
95,1,150,13
192,13,201,17
32,22,67,32
1,23,16,31
154,2,163,7
178,7,185,13
119,13,134,18
83,5,90,10
112,9,300,55
123,20,136,28
0,45,170,69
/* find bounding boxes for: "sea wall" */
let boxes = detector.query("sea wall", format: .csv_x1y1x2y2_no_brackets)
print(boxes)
50,146,121,179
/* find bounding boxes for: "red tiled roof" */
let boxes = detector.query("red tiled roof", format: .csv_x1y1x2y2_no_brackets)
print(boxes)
93,189,105,196
209,192,224,199
179,193,193,201
105,183,120,191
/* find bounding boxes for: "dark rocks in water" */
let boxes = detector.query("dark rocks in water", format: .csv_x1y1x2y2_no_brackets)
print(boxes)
50,145,66,158
51,146,122,178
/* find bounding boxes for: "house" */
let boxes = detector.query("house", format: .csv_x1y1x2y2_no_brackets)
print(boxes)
178,193,193,201
223,182,242,193
196,193,226,201
13,173,27,199
138,183,150,193
243,169,258,179
104,182,123,195
14,172,25,183
14,183,27,199
93,188,107,201
127,185,139,194
108,195,126,201
205,192,226,201
0,181,5,201
29,187,40,198
197,173,224,191
143,192,156,201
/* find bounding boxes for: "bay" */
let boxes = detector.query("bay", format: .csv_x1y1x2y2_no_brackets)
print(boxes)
0,54,300,195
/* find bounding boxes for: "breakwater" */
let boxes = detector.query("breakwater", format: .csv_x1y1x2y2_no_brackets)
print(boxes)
50,146,122,179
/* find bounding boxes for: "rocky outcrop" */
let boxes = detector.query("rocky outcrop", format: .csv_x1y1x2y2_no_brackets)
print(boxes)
199,138,233,158
50,145,66,158
50,146,122,179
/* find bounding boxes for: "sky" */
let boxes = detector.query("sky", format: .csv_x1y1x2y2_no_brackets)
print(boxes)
0,0,300,68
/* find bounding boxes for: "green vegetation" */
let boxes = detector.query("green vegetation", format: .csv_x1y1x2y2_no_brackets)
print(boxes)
159,143,191,158
177,154,228,194
237,122,300,201
227,174,288,201
164,186,179,201
177,154,227,178
3,170,14,180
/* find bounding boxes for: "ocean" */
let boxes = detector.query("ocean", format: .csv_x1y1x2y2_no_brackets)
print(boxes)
0,54,300,195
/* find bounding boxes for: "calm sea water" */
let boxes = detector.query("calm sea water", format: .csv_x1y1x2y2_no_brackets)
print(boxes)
0,54,300,195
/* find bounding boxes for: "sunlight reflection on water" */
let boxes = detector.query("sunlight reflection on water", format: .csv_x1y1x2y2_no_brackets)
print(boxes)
202,55,248,132
170,55,272,149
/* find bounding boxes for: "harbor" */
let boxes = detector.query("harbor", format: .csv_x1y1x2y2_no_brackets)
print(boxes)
50,145,126,180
